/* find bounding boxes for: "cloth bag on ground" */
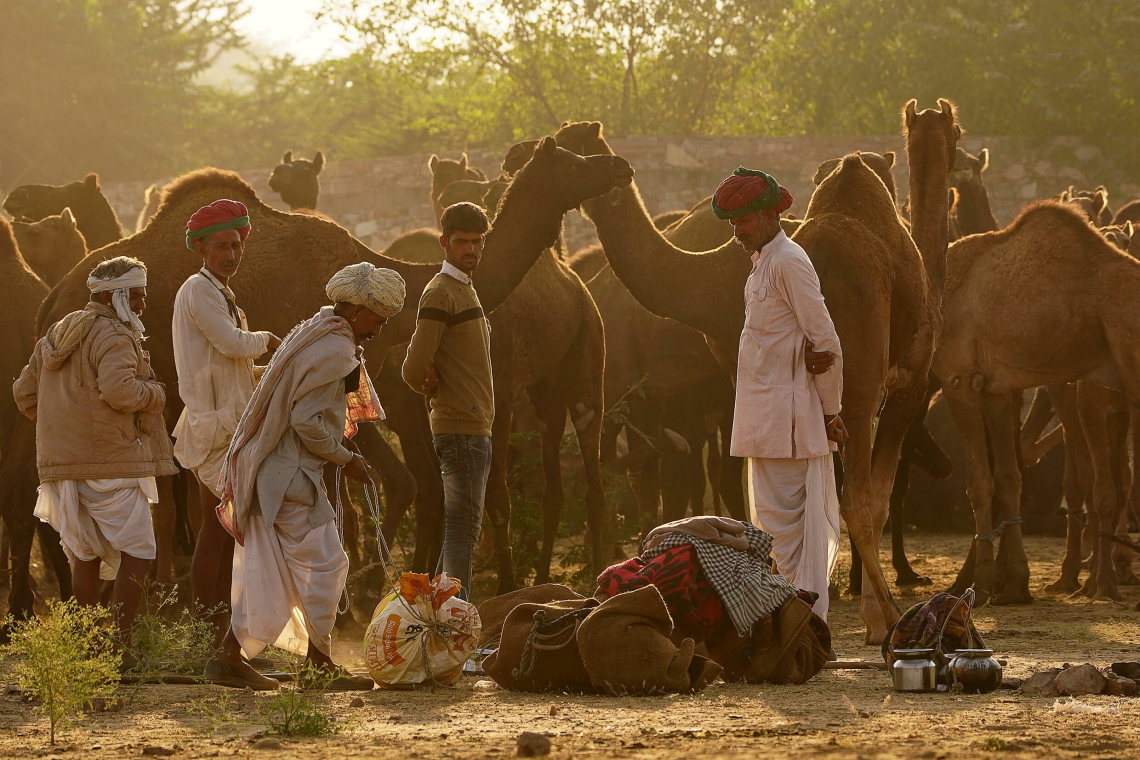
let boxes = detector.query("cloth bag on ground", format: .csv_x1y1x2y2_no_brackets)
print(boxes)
364,573,481,689
882,590,985,684
477,583,584,649
577,585,722,695
482,596,598,693
705,595,831,684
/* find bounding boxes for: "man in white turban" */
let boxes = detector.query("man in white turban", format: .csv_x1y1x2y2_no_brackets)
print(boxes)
205,262,405,691
14,256,175,666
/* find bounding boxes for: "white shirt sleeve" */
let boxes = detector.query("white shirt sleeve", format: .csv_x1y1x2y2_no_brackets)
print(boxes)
189,282,271,360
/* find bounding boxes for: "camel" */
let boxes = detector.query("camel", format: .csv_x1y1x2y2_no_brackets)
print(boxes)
933,201,1140,604
11,209,87,286
268,150,325,210
0,218,47,460
436,178,510,214
1114,201,1140,226
0,139,634,622
136,184,162,232
652,209,689,229
548,108,957,644
429,153,486,219
950,148,999,236
3,174,123,250
1061,186,1113,226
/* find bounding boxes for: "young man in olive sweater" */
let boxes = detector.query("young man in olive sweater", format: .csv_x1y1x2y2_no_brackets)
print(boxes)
402,202,494,599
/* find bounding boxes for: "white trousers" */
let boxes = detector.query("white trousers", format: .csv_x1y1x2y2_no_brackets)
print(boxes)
748,456,841,620
231,500,349,659
194,446,227,499
35,477,158,581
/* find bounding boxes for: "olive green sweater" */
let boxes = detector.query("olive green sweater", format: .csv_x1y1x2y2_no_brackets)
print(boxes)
402,266,494,437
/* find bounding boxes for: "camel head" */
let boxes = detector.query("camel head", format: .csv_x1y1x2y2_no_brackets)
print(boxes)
1061,186,1112,225
903,98,961,180
428,153,487,202
503,122,612,176
805,153,900,224
268,150,325,210
502,140,540,175
1101,221,1135,254
3,173,103,223
11,208,88,286
951,147,990,196
499,135,633,215
813,151,897,202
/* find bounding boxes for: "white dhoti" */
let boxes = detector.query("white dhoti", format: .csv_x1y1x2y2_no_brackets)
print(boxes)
34,477,159,581
230,500,349,659
748,455,841,620
194,447,227,499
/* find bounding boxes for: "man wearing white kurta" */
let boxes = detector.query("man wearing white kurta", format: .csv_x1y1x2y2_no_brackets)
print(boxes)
205,262,405,691
173,198,280,647
713,167,847,622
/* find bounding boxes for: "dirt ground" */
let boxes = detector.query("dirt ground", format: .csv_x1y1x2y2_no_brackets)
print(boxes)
2,531,1139,759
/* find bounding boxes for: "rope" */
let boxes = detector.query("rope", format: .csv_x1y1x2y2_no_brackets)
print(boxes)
511,606,594,679
974,516,1022,543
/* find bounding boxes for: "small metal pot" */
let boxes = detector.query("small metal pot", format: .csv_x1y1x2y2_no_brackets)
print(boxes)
892,648,937,692
949,649,1003,694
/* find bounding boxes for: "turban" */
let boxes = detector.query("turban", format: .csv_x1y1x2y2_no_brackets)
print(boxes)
711,167,793,220
88,265,147,338
186,199,251,250
325,262,406,318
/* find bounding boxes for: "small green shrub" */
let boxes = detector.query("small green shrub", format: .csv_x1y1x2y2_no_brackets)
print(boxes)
262,663,339,737
2,600,120,744
128,584,217,678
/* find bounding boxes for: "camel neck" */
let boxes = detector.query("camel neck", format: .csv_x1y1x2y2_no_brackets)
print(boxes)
955,185,1000,236
908,175,950,298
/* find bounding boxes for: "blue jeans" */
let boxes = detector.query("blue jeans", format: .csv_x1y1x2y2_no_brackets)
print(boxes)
433,433,492,600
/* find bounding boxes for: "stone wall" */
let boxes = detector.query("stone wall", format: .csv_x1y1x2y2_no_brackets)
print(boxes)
101,134,1132,254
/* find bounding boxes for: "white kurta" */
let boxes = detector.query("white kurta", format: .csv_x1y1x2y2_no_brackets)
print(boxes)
732,230,843,620
34,478,159,580
172,268,270,495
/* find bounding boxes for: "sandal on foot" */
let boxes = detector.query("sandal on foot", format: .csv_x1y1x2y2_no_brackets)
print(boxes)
205,658,281,690
324,673,375,691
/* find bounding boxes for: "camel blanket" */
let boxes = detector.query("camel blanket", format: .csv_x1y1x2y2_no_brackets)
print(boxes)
35,477,158,580
748,455,840,621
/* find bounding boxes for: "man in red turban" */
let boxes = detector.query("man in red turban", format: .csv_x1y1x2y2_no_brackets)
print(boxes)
174,199,281,665
716,166,847,625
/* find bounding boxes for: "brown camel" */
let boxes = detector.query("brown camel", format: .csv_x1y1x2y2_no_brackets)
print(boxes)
550,109,956,643
268,150,325,210
11,209,87,286
429,153,486,219
3,174,123,250
0,218,47,459
1060,186,1113,226
933,201,1140,604
436,178,510,214
136,184,162,232
813,152,899,204
0,140,634,622
1114,200,1140,226
949,148,1000,236
653,209,689,229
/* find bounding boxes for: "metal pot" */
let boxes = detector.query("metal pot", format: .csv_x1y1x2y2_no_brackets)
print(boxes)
892,648,937,692
949,649,1003,693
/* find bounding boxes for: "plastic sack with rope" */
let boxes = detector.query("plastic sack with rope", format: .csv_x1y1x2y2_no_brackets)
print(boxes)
364,573,481,689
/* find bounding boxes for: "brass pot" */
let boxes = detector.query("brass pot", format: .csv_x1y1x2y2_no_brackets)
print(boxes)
949,649,1002,694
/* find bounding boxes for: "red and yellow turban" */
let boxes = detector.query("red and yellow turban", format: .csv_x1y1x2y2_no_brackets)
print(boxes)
711,167,793,220
186,199,252,250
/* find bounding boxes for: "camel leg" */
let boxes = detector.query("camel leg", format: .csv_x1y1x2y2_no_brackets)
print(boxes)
1076,384,1124,601
1045,383,1087,592
152,475,177,584
988,392,1031,605
706,429,723,516
354,423,417,567
1117,406,1140,585
484,406,517,594
529,383,566,585
943,383,996,605
0,419,41,631
717,408,747,522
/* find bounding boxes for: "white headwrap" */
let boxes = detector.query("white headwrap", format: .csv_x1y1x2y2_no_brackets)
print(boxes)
325,262,406,318
87,266,147,338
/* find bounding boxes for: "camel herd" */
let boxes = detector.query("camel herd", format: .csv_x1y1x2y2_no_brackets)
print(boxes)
1,100,1138,646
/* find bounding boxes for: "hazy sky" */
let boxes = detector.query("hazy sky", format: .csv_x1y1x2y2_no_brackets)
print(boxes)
240,0,348,63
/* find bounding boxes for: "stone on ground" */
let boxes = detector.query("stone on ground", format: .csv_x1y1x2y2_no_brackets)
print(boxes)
1019,669,1061,696
1054,664,1106,696
517,731,552,757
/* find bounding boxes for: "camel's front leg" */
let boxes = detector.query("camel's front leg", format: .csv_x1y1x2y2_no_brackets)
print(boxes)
983,392,1031,605
943,379,996,605
1076,383,1123,601
1045,383,1086,593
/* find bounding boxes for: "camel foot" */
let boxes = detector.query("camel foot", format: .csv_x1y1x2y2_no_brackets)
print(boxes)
863,629,888,647
992,587,1033,606
1119,574,1140,586
844,580,862,597
1094,585,1123,602
969,587,991,607
1044,576,1081,594
895,570,932,587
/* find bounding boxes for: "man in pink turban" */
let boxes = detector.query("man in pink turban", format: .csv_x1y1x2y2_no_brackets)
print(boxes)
715,167,847,624
173,198,281,654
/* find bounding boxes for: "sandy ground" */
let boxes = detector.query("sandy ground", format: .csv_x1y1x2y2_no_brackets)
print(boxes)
2,531,1140,759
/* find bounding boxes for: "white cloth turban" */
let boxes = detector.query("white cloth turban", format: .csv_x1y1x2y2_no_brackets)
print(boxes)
325,262,406,318
87,266,147,338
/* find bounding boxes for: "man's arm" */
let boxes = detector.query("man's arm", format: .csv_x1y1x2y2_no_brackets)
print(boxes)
772,254,843,415
92,331,165,414
189,283,272,360
291,381,354,467
401,288,449,395
12,342,44,421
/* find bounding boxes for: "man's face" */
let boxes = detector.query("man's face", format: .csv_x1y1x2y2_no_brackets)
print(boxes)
439,230,485,274
99,286,147,315
730,210,779,253
196,229,245,280
346,305,388,345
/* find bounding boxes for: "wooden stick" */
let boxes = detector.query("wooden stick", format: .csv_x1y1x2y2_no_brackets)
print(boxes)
822,660,887,670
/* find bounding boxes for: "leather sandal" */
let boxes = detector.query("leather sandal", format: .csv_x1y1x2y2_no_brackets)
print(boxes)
205,658,281,690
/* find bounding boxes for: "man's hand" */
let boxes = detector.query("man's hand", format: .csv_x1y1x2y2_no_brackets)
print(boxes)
343,453,373,483
421,366,439,396
265,334,283,353
343,437,361,456
825,414,849,444
805,340,836,375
